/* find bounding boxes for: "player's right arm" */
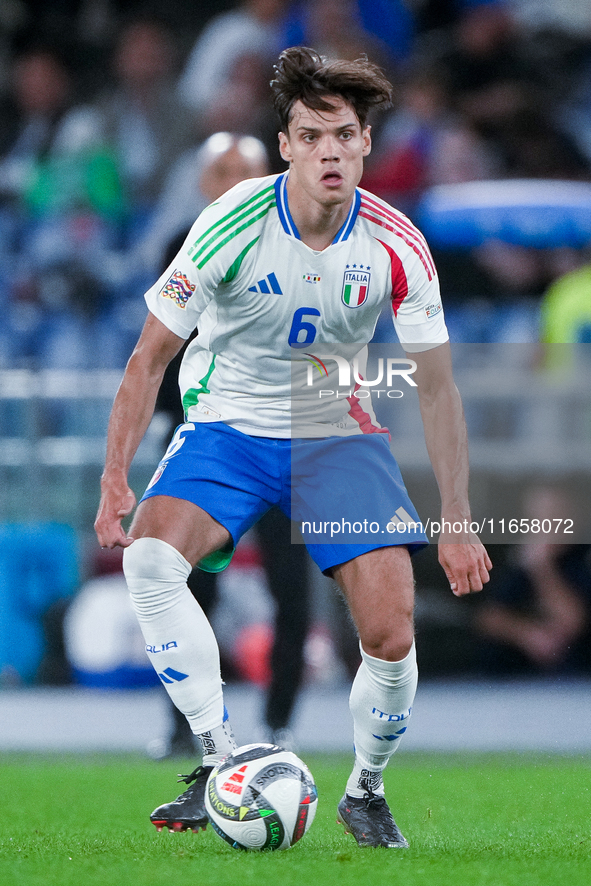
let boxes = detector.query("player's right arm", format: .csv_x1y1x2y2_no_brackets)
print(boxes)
94,312,185,549
95,177,272,547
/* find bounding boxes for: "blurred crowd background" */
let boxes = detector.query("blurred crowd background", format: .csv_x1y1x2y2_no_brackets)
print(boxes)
2,0,591,367
1,0,591,727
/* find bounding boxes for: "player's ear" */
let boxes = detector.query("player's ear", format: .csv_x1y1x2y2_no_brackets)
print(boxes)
278,131,292,164
362,125,372,158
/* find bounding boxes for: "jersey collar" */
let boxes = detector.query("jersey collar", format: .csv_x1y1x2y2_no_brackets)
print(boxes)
274,172,361,244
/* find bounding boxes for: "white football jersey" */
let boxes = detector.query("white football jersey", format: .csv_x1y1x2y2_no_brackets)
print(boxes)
144,172,448,437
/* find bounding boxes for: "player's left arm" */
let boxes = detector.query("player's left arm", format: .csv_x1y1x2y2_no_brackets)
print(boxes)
411,341,492,596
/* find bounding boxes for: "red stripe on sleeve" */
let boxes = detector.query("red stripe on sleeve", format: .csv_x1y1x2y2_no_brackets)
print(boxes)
375,238,409,317
360,193,436,278
360,211,433,281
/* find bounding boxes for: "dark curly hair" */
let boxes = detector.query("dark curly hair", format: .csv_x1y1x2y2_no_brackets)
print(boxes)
270,46,393,133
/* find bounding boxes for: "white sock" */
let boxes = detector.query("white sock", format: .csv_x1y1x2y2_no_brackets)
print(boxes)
346,641,418,797
123,537,236,763
195,712,236,767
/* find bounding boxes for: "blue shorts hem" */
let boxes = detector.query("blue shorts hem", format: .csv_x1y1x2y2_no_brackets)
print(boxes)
306,539,429,574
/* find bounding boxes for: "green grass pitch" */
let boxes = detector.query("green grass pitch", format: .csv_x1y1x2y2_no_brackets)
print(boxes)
1,752,590,886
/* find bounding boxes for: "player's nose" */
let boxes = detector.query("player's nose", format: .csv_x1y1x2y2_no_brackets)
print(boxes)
321,134,341,161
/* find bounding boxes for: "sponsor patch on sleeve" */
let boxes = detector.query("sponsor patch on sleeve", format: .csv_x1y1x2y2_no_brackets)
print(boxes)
425,301,442,319
160,269,196,309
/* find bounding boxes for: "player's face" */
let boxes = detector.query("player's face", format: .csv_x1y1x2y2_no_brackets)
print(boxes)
278,98,371,209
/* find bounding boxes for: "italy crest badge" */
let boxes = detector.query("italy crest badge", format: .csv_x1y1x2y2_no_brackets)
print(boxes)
341,267,370,308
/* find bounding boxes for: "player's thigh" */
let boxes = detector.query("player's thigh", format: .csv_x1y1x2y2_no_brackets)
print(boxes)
333,545,415,660
129,494,231,567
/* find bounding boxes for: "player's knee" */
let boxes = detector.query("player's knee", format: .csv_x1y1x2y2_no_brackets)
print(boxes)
361,620,414,663
123,537,191,587
124,538,193,618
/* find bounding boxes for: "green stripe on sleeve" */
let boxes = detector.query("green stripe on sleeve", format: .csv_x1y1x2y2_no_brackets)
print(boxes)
196,204,274,269
190,185,275,265
221,235,260,284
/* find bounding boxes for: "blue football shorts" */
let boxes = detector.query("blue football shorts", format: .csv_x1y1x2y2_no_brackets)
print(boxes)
140,421,428,574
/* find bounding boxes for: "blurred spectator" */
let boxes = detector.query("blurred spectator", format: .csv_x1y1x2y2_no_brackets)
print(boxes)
284,0,398,73
428,3,590,180
557,49,591,169
177,0,289,123
0,43,121,216
63,14,194,221
135,131,269,275
0,13,199,370
176,0,291,156
197,52,278,153
432,238,582,345
536,248,591,373
433,3,538,132
362,64,498,212
510,0,591,40
494,104,590,180
540,251,591,346
475,487,591,675
356,0,416,63
475,543,591,674
0,41,126,369
0,45,73,204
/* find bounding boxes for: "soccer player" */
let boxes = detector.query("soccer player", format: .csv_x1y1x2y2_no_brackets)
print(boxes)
95,46,491,849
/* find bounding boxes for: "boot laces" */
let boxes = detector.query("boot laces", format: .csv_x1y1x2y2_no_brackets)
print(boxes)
177,765,208,785
362,789,387,811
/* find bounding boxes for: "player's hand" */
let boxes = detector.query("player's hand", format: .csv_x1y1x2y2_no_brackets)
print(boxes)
438,539,492,597
94,477,136,549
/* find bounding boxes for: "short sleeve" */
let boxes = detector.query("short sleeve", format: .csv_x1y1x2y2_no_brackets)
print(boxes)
143,176,273,339
144,221,216,339
392,267,449,351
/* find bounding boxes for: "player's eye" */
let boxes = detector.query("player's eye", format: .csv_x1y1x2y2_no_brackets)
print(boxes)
340,131,354,140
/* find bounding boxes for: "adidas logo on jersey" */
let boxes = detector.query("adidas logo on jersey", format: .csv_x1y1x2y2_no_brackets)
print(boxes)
248,272,282,294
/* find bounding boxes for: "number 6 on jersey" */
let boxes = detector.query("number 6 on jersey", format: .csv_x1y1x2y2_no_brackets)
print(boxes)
288,307,321,348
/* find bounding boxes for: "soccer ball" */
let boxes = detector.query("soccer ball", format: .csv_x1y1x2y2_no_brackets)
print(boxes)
205,743,318,851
